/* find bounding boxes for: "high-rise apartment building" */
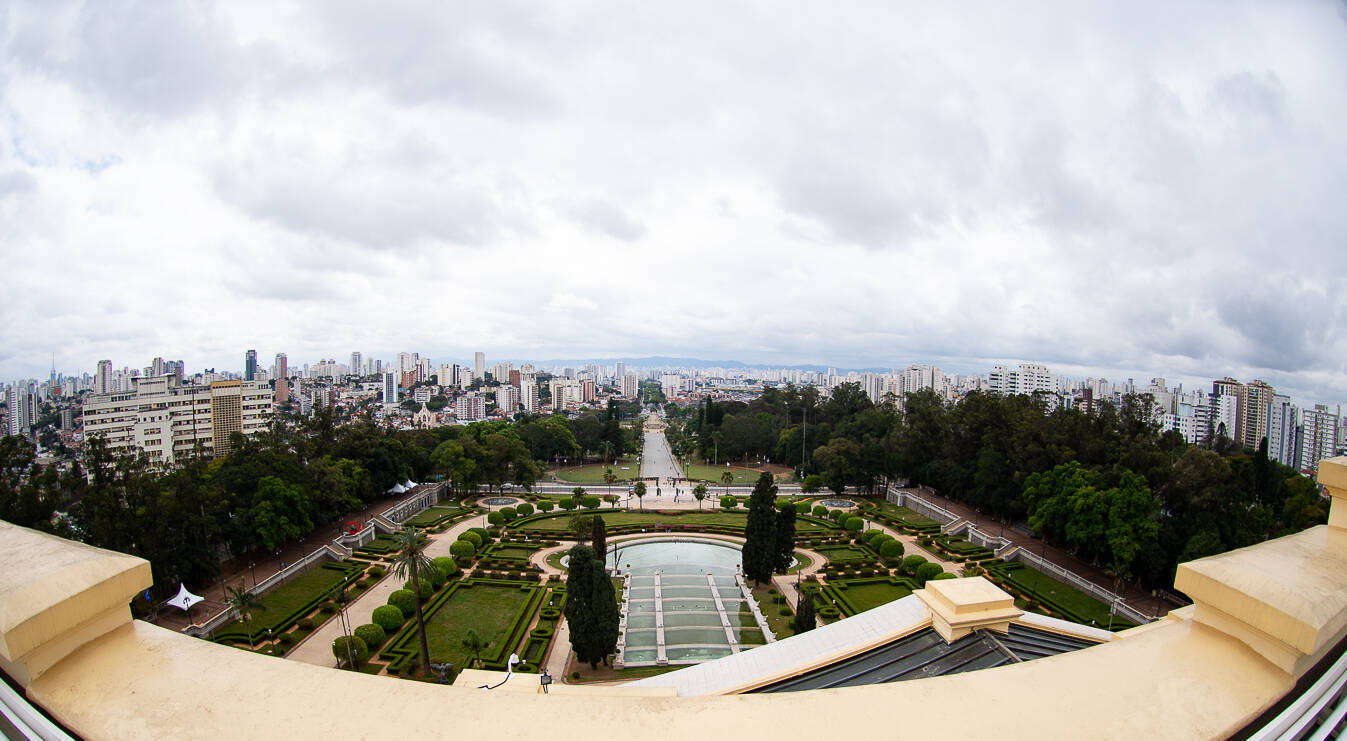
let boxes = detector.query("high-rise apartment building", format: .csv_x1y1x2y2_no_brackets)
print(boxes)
496,385,520,415
474,352,486,382
988,363,1056,397
1242,380,1276,451
5,384,33,438
1267,395,1299,466
82,376,273,463
382,372,398,407
621,373,638,399
350,352,362,379
457,394,486,421
1210,378,1244,443
437,363,460,388
1299,405,1341,473
95,360,112,394
244,350,257,381
521,380,540,413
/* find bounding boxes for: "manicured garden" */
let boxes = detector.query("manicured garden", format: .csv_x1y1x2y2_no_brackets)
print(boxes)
380,577,547,674
214,560,367,645
683,462,767,485
984,560,1136,630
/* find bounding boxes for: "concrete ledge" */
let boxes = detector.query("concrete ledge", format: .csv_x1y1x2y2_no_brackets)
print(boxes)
1175,525,1347,677
914,577,1022,642
0,522,151,686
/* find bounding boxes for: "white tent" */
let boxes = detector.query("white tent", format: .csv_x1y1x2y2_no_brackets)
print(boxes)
388,483,407,494
401,480,416,489
166,584,203,612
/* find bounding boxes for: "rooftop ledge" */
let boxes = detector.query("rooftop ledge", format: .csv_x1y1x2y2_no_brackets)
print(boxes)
2,454,1346,741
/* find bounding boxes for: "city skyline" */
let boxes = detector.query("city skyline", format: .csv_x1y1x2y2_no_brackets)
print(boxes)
2,3,1346,405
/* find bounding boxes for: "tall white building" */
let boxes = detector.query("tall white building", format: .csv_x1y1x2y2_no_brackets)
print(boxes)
521,380,540,413
457,394,486,422
621,373,638,399
988,363,1056,397
82,376,273,464
496,385,520,415
1299,405,1340,473
350,352,362,379
473,352,486,382
95,360,112,394
382,372,398,406
437,363,460,388
1267,395,1299,466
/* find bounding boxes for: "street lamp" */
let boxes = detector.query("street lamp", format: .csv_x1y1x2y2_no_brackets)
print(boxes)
249,561,256,586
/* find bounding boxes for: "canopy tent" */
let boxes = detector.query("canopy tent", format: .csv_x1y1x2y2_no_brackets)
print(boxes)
401,480,416,489
388,483,407,494
166,584,203,613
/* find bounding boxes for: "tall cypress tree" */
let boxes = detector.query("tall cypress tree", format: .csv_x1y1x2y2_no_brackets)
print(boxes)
591,515,607,565
793,592,816,633
564,544,619,669
774,503,796,574
741,472,777,585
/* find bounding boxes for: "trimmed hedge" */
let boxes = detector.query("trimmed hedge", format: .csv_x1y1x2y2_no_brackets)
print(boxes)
388,589,416,617
354,623,387,650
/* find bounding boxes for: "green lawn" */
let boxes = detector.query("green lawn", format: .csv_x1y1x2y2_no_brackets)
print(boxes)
1006,564,1135,629
405,506,465,528
751,584,795,640
841,581,912,613
483,544,539,562
220,565,350,635
420,583,536,669
869,499,940,526
814,545,875,563
557,457,641,484
517,511,749,532
683,463,765,485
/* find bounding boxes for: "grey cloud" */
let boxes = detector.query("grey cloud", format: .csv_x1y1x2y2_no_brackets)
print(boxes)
0,169,36,197
569,198,645,242
1209,71,1286,122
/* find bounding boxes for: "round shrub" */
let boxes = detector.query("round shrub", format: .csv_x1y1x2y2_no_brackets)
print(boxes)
450,540,475,559
515,502,534,517
812,505,828,517
388,589,416,617
487,511,505,526
538,499,555,512
932,572,957,581
720,496,737,509
319,603,337,615
915,562,944,584
470,527,491,543
571,671,580,680
459,531,483,549
367,565,386,579
426,565,447,590
580,495,601,509
818,606,840,618
278,632,297,646
354,623,387,649
901,554,928,574
433,556,458,579
779,606,793,616
559,497,576,510
298,617,315,630
843,516,864,532
861,528,883,545
372,604,404,631
332,635,369,665
829,508,846,523
880,539,905,559
539,607,561,619
795,502,811,515
775,497,792,509
531,626,553,638
500,506,517,522
404,578,434,599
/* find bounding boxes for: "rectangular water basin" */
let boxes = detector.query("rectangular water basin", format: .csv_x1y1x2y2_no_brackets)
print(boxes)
661,586,715,599
626,614,656,629
666,646,733,662
624,630,659,647
663,627,731,645
624,649,658,663
663,613,725,628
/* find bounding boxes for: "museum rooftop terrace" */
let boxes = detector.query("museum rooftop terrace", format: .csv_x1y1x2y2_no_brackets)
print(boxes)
4,458,1347,740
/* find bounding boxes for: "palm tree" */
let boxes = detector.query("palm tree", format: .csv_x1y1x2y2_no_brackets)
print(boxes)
224,580,266,651
721,470,734,503
461,629,490,669
603,467,617,500
693,483,707,510
392,526,435,676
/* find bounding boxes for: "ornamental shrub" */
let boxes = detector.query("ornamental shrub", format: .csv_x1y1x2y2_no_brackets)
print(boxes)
720,496,737,509
932,572,957,581
450,540,475,559
433,556,458,579
354,623,386,649
880,539,905,559
812,505,828,517
388,589,416,617
538,499,555,511
779,606,793,617
515,502,535,517
795,502,811,515
470,527,491,543
332,635,369,665
915,562,944,584
843,516,864,532
404,578,434,600
426,565,447,590
775,497,792,509
861,529,883,545
459,531,482,549
367,565,386,579
298,617,315,630
372,605,404,631
901,555,927,575
487,511,505,526
580,495,601,509
559,497,576,511
500,506,517,522
278,632,297,646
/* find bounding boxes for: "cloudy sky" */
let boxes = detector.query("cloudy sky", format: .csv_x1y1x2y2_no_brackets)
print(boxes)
2,1,1346,405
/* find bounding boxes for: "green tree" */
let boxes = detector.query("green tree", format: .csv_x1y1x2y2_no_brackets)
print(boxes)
741,472,778,586
793,593,816,633
224,579,266,651
721,470,733,500
693,483,708,509
461,628,490,669
591,515,607,564
391,526,435,676
774,502,796,574
633,481,646,510
564,544,619,669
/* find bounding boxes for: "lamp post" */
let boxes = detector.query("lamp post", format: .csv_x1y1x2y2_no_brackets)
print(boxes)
249,561,256,587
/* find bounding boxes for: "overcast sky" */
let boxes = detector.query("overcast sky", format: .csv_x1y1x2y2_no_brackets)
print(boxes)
2,1,1346,406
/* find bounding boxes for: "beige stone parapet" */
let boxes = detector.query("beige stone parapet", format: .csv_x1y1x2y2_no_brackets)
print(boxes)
914,576,1022,642
1174,455,1347,678
0,521,151,687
